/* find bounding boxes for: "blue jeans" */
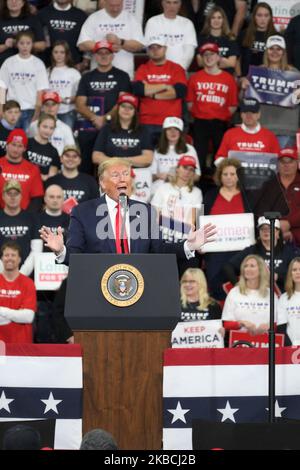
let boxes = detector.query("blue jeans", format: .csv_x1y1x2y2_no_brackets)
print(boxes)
58,111,77,130
17,109,35,132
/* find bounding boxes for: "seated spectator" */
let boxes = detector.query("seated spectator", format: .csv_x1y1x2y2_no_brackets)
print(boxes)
240,35,299,149
45,145,99,204
92,93,153,168
237,2,276,78
151,116,200,195
38,0,88,69
180,267,222,322
75,40,131,174
48,41,82,129
0,180,43,277
222,254,280,335
197,6,239,75
132,36,187,147
2,424,41,450
187,42,238,172
0,100,21,157
80,428,118,450
277,257,300,346
214,98,280,165
223,216,299,293
0,240,36,344
77,0,144,79
254,147,300,247
144,0,197,71
203,157,251,300
0,129,44,212
0,31,49,131
0,0,46,67
26,113,60,181
28,91,75,157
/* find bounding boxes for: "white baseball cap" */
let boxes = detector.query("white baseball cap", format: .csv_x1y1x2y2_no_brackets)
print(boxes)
162,116,184,131
257,216,280,230
147,35,167,47
266,35,286,50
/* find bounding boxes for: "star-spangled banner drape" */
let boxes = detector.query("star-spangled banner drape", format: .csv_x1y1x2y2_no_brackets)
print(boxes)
163,347,300,450
0,344,83,450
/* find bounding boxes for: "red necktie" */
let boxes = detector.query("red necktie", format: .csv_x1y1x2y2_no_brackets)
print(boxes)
115,203,129,254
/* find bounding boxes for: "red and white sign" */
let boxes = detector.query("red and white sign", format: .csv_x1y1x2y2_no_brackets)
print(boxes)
171,320,224,349
259,0,300,30
229,330,285,348
34,253,68,290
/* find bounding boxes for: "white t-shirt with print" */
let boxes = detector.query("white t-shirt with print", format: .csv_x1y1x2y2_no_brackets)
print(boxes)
277,291,300,345
48,66,81,114
0,54,49,110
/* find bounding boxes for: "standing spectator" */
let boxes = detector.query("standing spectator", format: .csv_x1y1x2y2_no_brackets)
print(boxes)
187,42,238,172
0,100,21,157
132,36,187,146
26,113,60,181
77,0,144,79
0,180,42,277
285,13,300,72
0,240,36,344
214,98,280,165
0,31,49,131
75,40,131,173
0,129,44,211
237,2,276,77
0,0,46,67
151,116,200,195
38,0,87,69
92,93,153,167
28,90,75,157
144,0,197,71
48,41,81,129
45,145,99,204
277,257,300,346
197,6,239,75
254,147,300,247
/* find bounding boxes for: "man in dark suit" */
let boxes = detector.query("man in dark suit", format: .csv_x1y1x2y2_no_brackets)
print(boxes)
40,158,216,262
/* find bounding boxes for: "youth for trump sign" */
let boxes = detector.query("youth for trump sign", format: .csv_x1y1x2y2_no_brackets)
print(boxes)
199,213,255,253
245,66,300,107
259,0,300,30
171,320,224,349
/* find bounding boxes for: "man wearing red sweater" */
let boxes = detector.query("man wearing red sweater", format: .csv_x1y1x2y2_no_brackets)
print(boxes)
0,240,36,343
132,35,187,146
215,98,280,165
0,129,44,212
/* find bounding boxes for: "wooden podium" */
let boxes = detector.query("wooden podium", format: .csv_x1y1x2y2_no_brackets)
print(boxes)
66,254,181,450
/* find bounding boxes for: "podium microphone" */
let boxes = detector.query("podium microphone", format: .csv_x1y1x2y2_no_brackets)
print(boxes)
119,192,128,253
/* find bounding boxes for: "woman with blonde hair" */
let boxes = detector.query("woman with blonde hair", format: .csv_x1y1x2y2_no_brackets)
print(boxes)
222,254,280,335
277,257,300,345
180,268,222,322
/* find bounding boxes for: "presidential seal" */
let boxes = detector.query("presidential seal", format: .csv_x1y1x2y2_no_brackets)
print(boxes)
101,264,144,307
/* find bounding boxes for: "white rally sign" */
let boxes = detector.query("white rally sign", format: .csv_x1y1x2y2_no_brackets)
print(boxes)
34,253,68,291
171,320,224,349
199,213,255,253
124,0,145,24
259,0,300,30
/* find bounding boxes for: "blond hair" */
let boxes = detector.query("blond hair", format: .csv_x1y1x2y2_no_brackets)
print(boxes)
98,158,131,179
285,257,300,299
263,47,291,71
238,255,269,297
180,268,215,310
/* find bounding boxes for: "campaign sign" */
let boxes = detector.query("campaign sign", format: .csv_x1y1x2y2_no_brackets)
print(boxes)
259,0,300,30
34,253,68,290
171,320,224,349
199,213,255,253
229,330,284,348
124,0,145,24
133,167,152,203
229,151,278,191
159,215,191,243
75,96,104,132
245,66,300,107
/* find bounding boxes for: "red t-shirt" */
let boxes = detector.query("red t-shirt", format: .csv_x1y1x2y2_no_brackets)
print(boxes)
0,273,37,343
215,126,280,160
134,60,187,125
0,157,44,209
187,70,238,121
210,192,245,215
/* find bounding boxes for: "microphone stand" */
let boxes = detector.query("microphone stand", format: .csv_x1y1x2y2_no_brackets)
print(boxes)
119,193,128,254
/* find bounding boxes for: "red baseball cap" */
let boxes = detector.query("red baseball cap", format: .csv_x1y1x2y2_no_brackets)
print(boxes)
177,155,197,168
117,93,139,109
278,147,298,160
42,91,61,104
6,129,28,148
199,42,219,55
93,40,113,53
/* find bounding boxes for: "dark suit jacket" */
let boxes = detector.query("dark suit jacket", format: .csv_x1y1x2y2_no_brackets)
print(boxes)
64,195,186,264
